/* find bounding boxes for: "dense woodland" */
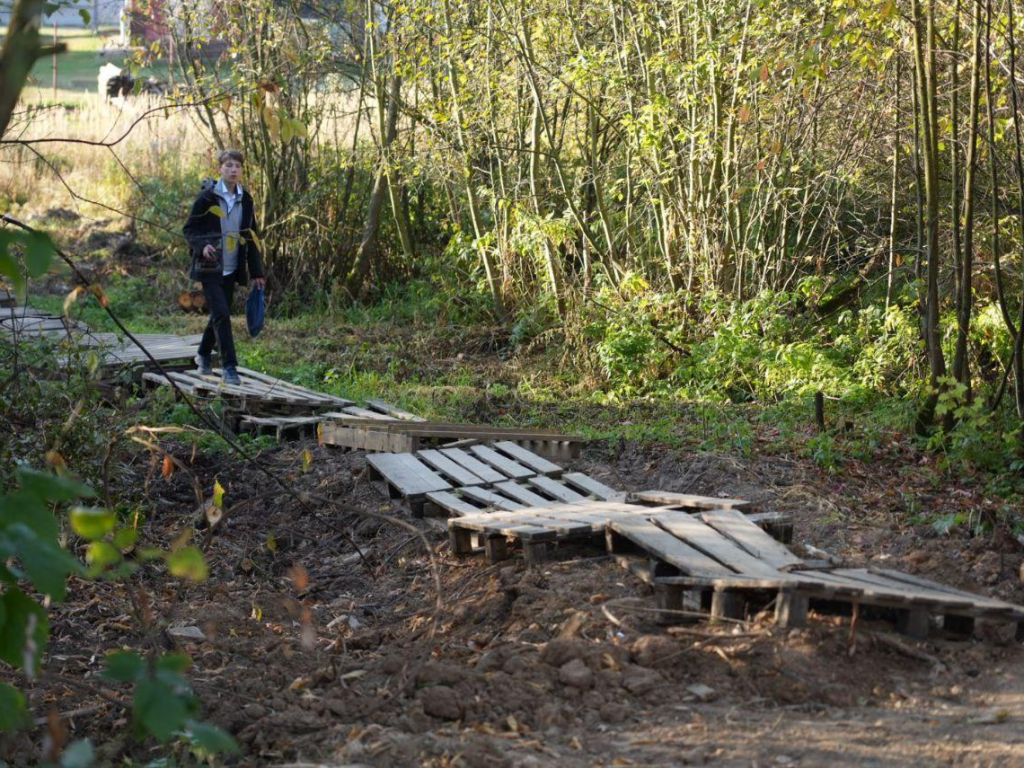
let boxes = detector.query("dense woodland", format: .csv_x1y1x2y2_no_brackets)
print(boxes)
6,0,1024,762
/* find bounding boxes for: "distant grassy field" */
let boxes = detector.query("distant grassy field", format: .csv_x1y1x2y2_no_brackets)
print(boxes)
5,25,171,104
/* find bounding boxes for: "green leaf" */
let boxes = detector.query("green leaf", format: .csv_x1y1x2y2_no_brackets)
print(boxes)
157,652,192,674
184,720,239,754
17,468,95,502
8,522,81,600
167,547,208,582
78,8,91,25
69,507,117,540
0,588,49,673
24,231,54,278
102,650,144,683
0,489,59,543
112,526,138,550
0,682,29,731
207,205,225,218
134,679,190,742
61,739,94,768
86,541,121,568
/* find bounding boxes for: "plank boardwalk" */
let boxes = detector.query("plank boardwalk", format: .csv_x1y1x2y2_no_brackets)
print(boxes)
366,453,452,497
528,475,588,503
469,445,534,479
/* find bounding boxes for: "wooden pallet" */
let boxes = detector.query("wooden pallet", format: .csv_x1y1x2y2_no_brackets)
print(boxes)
142,367,354,414
366,444,620,516
239,414,323,441
320,419,585,460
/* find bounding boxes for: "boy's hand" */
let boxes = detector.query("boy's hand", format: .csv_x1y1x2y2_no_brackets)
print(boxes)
252,277,266,289
202,244,217,260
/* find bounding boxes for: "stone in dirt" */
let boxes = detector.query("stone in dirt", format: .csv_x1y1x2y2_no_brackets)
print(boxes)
632,635,681,668
420,685,463,720
167,626,206,642
621,665,664,696
558,658,594,689
686,683,717,702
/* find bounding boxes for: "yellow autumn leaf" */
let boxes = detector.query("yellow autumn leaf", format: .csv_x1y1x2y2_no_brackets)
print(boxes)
63,286,85,315
212,478,225,507
301,448,312,473
208,204,225,218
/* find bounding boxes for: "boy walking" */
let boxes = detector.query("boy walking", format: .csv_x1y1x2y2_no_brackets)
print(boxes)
183,149,266,385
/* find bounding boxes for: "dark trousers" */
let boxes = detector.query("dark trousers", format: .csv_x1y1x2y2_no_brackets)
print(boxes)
198,274,237,368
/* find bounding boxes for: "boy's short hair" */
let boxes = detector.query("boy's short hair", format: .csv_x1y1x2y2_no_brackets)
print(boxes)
217,148,244,166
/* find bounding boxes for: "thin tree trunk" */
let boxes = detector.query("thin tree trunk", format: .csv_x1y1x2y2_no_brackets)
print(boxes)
954,0,983,392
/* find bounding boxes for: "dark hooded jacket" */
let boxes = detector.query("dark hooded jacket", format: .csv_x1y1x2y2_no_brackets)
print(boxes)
183,179,265,285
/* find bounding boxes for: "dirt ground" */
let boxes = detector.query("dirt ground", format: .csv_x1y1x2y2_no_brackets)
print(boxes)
3,434,1024,767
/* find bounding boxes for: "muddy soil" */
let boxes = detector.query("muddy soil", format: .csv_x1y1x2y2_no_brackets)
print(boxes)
3,438,1024,767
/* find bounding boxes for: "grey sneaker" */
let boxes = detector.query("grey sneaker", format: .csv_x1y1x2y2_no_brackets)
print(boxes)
195,354,213,375
222,366,241,386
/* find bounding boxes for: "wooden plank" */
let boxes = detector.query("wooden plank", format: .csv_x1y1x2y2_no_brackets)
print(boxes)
698,508,804,571
629,490,753,511
561,472,619,501
312,419,584,441
459,486,526,511
341,406,397,421
867,568,1024,611
366,454,452,497
494,482,556,507
492,441,563,475
438,448,506,484
528,475,588,503
425,491,484,517
469,445,534,479
318,422,418,453
233,368,354,406
609,517,735,578
654,512,783,578
448,516,556,541
366,399,426,422
833,569,1013,612
454,510,593,538
791,571,973,609
417,449,486,486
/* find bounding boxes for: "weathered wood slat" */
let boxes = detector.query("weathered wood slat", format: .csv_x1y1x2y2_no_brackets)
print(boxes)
416,449,486,486
831,569,1005,611
492,441,563,475
609,517,735,578
629,490,753,511
494,482,555,507
342,406,398,420
448,517,556,540
438,448,506,484
366,454,452,497
790,570,974,608
653,512,783,578
453,510,592,538
469,445,534,479
366,399,425,422
698,508,804,571
528,475,588,503
867,568,1021,610
459,486,526,511
425,490,484,517
560,472,619,501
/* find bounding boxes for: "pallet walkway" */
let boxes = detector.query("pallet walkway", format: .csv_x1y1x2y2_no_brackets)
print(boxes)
365,444,617,516
320,418,585,460
448,502,1024,639
2,305,207,376
143,367,355,415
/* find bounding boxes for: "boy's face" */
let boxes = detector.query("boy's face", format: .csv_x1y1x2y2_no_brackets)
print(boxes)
220,159,243,184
